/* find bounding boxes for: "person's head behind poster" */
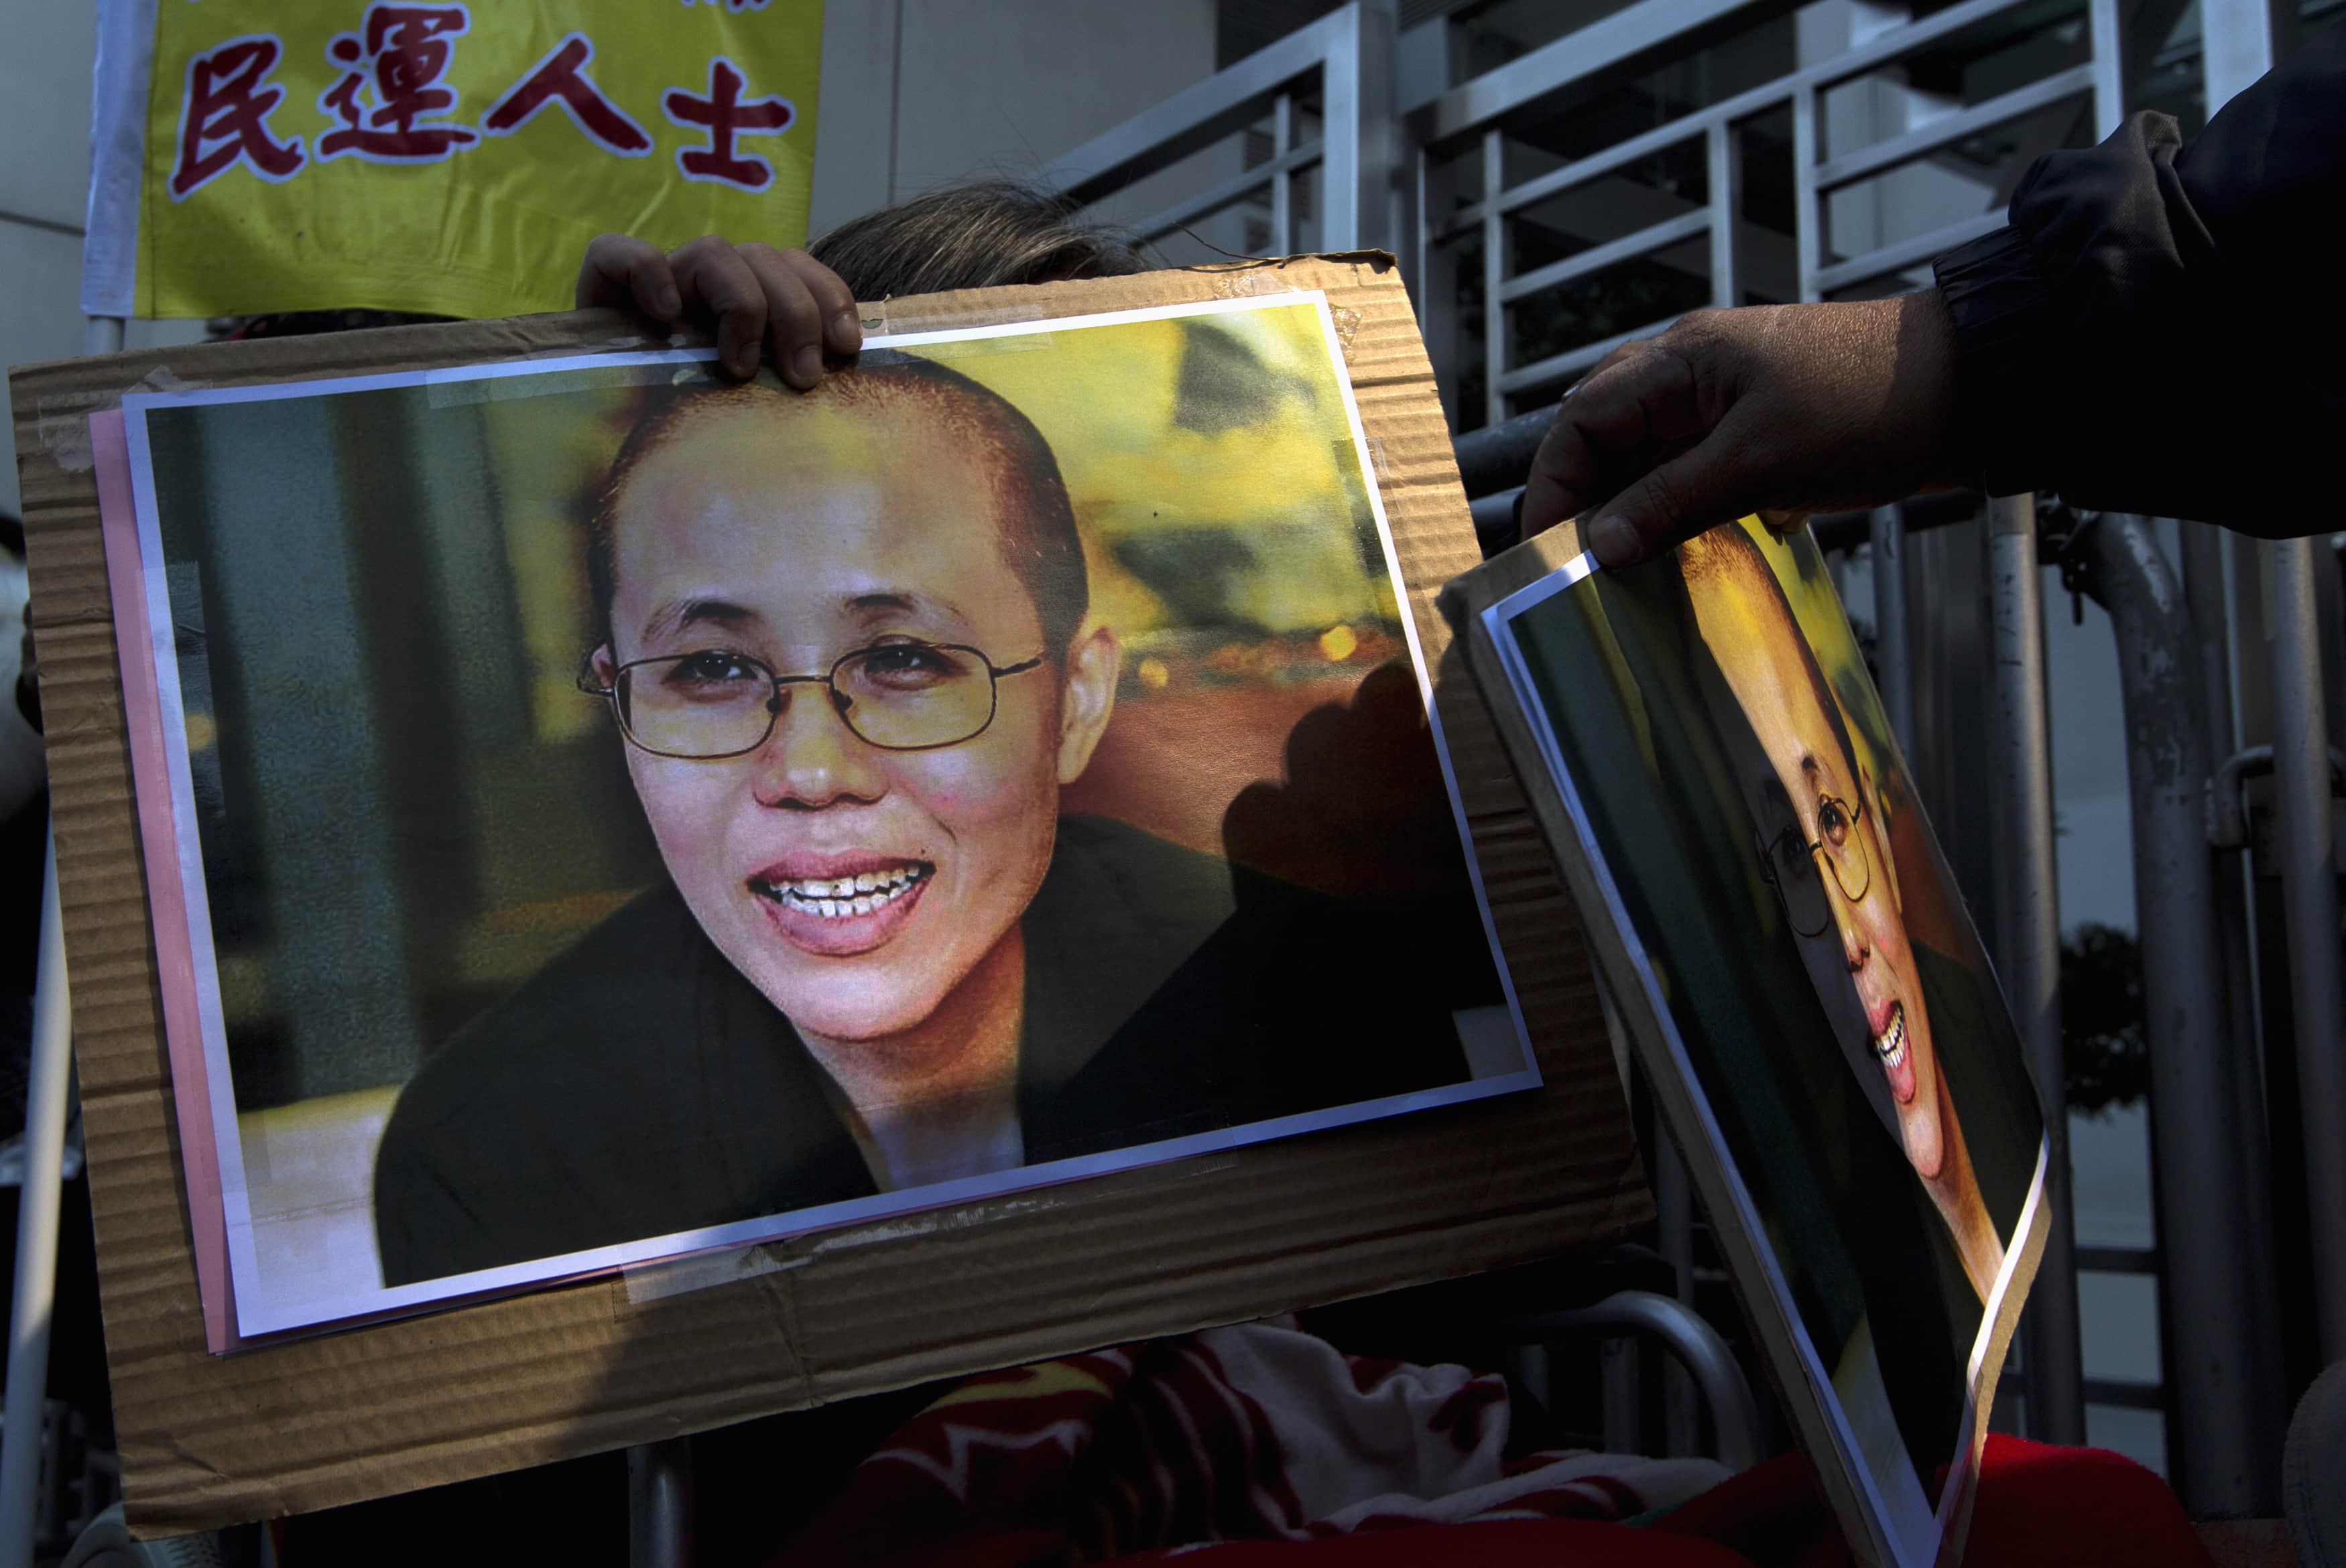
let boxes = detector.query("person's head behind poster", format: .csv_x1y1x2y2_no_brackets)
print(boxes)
580,352,1121,1094
1672,524,2004,1302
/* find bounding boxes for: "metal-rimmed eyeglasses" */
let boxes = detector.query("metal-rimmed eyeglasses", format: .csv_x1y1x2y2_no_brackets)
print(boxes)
578,641,1047,759
1755,792,1871,937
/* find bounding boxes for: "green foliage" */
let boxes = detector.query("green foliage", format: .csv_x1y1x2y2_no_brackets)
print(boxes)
2062,923,2148,1113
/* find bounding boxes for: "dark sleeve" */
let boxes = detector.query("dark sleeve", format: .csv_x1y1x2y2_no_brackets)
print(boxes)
373,1096,512,1287
1930,25,2346,531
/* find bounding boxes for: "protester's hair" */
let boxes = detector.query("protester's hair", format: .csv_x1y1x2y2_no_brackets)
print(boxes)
1676,525,1863,785
589,350,1089,659
808,180,1147,298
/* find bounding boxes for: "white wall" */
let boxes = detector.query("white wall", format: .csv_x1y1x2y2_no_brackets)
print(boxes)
1,3,101,522
808,0,1218,239
1,5,98,235
0,5,206,521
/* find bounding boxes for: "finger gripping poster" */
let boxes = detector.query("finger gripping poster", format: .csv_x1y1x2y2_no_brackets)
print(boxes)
106,293,1539,1340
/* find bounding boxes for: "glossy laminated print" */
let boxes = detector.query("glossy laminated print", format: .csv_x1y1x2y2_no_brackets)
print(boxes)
1475,520,2048,1568
109,293,1538,1340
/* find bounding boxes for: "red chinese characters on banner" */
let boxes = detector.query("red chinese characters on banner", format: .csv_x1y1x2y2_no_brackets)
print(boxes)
168,16,806,194
662,58,796,190
483,35,652,155
171,36,306,200
317,4,479,162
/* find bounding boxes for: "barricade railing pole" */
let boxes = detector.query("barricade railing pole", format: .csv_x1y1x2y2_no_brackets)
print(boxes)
1651,1133,1701,1456
2180,522,2265,1123
628,1437,694,1568
2081,514,2284,1512
2266,535,2346,1364
1986,495,2085,1444
1869,505,1913,756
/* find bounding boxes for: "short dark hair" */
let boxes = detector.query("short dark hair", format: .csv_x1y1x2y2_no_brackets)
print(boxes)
808,180,1147,298
588,351,1090,659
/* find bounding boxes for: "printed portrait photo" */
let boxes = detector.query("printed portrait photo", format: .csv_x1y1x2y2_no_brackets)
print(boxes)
116,295,1536,1337
1481,519,2046,1565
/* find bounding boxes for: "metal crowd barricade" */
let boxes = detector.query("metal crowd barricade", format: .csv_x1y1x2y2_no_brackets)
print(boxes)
2068,513,2288,1510
1028,0,1400,261
1412,0,2128,1453
1408,0,2127,428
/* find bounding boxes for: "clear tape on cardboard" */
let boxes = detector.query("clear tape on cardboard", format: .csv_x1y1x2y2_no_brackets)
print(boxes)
871,275,1339,348
891,330,1058,360
33,366,208,473
1205,267,1303,300
499,333,674,362
868,298,1060,340
1199,264,1363,352
424,352,720,407
617,1151,1241,1305
1328,306,1364,354
621,1240,800,1304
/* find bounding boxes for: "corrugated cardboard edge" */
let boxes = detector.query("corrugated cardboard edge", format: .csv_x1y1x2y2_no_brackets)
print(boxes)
11,255,1648,1534
1438,527,2045,1568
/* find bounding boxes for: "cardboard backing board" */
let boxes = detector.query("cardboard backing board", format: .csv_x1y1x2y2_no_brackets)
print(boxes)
1438,522,2047,1568
9,255,1648,1533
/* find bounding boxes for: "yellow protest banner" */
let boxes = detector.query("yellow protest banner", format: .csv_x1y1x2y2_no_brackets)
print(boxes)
82,1,822,320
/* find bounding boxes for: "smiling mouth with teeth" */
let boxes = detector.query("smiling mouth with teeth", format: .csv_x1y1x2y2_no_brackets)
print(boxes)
1873,1000,1908,1072
749,863,932,919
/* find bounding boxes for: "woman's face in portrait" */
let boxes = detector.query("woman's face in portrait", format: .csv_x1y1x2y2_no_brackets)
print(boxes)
601,397,1115,1045
1684,558,1950,1181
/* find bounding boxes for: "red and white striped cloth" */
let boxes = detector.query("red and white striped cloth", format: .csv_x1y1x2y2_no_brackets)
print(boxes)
771,1317,1729,1567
